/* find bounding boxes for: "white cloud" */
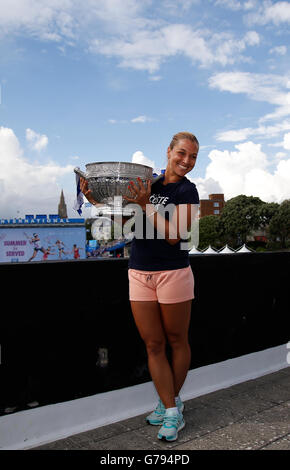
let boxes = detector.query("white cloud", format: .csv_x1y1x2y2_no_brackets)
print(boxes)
85,0,147,32
89,24,260,73
108,116,154,124
269,45,287,55
0,1,262,74
209,71,287,105
162,0,200,13
283,132,290,149
131,115,153,123
215,0,257,10
148,75,162,81
0,0,146,43
215,0,243,10
0,126,74,218
194,176,223,199
198,141,290,203
247,1,290,26
209,30,260,66
216,128,253,142
244,0,257,9
131,150,155,168
275,151,287,159
244,30,260,46
209,71,290,121
216,120,290,142
0,0,78,42
26,128,48,151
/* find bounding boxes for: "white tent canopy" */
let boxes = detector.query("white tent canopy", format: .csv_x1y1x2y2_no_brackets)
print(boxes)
236,244,253,253
190,244,254,254
219,244,235,254
202,245,219,254
189,246,202,254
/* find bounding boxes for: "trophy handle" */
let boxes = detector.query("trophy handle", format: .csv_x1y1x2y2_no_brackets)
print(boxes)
74,167,87,179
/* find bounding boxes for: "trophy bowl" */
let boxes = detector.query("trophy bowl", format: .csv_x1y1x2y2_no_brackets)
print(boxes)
74,161,153,209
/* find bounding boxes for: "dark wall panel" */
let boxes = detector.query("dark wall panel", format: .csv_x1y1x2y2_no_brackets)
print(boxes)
0,252,289,415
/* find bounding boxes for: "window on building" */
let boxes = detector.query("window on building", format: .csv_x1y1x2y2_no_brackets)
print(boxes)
213,202,219,207
214,210,220,215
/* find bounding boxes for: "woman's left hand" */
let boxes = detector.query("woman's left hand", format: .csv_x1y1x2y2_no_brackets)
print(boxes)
123,178,151,211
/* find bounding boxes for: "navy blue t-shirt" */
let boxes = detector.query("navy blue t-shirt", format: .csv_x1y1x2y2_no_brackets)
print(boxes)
128,176,199,271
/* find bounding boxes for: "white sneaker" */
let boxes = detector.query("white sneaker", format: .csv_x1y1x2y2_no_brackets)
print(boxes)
157,408,185,442
146,397,184,425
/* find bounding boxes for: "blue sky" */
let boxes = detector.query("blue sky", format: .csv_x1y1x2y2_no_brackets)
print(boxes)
0,0,290,218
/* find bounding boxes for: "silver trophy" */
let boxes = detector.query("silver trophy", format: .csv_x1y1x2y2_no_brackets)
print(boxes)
74,161,153,215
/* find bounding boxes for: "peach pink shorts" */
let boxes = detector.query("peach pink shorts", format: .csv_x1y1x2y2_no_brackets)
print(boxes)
128,266,194,304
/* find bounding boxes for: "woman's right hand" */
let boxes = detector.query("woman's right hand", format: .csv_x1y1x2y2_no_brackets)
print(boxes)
80,177,98,205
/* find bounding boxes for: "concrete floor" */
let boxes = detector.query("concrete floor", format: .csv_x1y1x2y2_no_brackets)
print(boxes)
32,367,290,451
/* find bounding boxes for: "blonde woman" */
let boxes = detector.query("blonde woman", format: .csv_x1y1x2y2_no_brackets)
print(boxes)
80,132,199,442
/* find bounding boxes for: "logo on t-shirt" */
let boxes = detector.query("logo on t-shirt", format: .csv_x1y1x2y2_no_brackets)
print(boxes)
149,194,170,210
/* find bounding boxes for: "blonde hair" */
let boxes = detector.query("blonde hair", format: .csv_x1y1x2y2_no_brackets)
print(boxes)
169,132,199,150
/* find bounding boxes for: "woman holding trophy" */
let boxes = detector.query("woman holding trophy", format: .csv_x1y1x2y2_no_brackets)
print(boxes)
80,131,199,442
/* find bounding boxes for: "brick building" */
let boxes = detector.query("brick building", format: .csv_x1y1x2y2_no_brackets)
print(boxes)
199,194,225,218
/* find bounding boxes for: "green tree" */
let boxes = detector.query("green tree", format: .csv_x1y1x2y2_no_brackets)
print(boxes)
219,195,264,246
198,215,222,250
268,199,290,249
258,202,279,228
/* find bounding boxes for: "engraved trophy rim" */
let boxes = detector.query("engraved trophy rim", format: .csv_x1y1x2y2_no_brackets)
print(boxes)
85,161,153,171
76,161,153,212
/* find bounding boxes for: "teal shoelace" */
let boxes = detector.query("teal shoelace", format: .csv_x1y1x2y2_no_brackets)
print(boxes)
155,399,165,415
162,414,179,429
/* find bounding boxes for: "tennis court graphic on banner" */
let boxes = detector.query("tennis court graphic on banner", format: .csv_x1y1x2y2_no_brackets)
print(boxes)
0,227,86,263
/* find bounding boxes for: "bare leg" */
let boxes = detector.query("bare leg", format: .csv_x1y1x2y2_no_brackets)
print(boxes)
28,250,37,262
130,301,175,409
160,300,192,396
